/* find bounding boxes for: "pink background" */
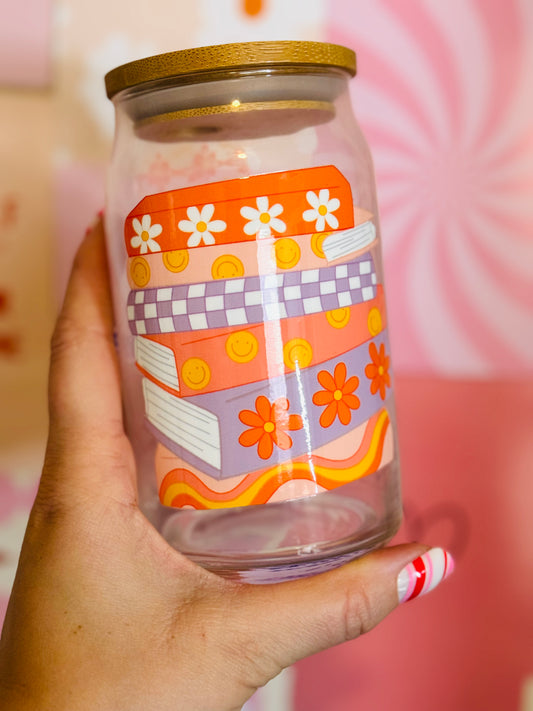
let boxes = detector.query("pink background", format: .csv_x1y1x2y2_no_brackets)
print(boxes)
330,0,533,377
0,0,52,87
297,377,533,710
0,1,532,709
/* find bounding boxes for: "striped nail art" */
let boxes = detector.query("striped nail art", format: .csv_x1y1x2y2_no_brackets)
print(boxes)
397,547,455,603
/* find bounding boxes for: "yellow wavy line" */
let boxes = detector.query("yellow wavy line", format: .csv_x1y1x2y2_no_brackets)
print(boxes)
162,410,389,509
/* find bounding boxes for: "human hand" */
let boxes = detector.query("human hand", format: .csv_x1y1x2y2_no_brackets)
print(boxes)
0,219,454,711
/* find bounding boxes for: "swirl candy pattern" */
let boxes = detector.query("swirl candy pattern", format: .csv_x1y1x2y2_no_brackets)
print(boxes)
125,166,394,509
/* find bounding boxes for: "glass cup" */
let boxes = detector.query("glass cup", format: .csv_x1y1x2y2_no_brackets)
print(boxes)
104,41,402,583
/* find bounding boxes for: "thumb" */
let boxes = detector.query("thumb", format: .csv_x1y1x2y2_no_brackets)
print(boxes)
231,544,454,685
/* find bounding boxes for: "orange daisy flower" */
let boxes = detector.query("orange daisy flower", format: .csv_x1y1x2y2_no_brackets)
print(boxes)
312,362,360,428
238,395,303,460
365,342,391,400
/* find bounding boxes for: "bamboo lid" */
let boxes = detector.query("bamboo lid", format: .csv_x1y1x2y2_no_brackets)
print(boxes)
105,41,356,99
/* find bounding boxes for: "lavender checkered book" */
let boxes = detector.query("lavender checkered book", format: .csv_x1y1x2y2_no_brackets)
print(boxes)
127,254,377,336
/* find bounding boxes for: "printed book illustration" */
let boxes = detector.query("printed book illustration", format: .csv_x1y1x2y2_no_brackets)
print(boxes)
123,165,393,508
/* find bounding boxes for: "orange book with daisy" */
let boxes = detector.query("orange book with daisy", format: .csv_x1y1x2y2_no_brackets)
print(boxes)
124,166,355,256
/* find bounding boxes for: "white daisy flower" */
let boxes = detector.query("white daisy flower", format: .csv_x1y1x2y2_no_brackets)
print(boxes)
178,204,227,247
240,196,286,238
130,214,163,254
303,189,340,231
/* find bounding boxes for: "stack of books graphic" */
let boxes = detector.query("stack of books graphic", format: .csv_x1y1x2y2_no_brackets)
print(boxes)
125,166,393,508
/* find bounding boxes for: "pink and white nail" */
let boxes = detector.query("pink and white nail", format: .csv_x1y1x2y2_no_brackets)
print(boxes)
397,547,455,603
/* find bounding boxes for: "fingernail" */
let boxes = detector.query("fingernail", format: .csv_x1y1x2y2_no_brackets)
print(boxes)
85,212,104,236
397,547,455,604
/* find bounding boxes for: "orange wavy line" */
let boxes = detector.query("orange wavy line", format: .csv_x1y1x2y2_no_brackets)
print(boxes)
160,410,382,500
160,410,390,509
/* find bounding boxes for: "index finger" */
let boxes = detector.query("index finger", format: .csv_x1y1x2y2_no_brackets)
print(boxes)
42,218,136,501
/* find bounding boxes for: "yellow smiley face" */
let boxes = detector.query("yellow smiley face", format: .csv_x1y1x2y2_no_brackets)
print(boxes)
211,254,245,280
129,257,151,287
326,307,351,329
311,232,330,259
181,358,211,390
367,307,383,336
163,249,190,273
273,238,301,270
225,331,259,363
283,338,313,370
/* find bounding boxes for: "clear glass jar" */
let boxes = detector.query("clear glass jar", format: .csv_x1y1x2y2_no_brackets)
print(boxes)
104,41,402,583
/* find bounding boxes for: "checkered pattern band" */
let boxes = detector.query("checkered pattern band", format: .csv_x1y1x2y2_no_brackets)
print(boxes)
127,254,377,335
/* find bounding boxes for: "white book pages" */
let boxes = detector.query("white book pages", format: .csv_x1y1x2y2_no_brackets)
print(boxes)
322,222,376,262
135,337,180,392
142,378,221,469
